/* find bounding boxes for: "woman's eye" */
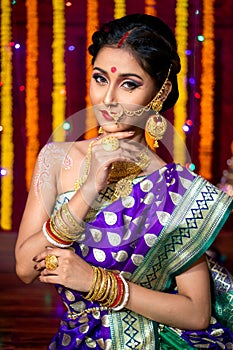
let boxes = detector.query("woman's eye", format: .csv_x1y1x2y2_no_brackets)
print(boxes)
92,73,108,85
122,80,141,91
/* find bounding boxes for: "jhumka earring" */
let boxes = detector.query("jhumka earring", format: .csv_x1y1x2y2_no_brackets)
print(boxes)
144,67,171,148
98,126,104,134
145,109,167,148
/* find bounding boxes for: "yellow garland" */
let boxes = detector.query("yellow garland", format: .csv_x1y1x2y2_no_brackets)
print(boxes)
52,0,66,141
25,0,39,190
173,0,188,165
144,0,157,16
0,0,13,230
85,0,99,139
199,0,215,180
114,0,126,19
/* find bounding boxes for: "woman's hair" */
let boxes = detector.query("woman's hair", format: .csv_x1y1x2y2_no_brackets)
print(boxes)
88,13,181,111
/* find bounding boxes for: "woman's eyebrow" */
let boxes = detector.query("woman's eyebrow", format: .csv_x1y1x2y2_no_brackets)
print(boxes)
93,66,107,74
93,66,143,81
120,73,144,81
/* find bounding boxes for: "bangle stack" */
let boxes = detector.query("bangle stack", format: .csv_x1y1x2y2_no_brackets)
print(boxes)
42,202,86,248
84,266,130,311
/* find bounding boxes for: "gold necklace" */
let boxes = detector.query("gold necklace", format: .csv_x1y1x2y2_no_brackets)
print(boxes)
74,141,94,191
111,169,142,201
107,161,143,183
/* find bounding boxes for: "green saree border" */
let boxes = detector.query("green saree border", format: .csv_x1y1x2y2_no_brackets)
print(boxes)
131,176,233,290
109,309,158,350
109,176,233,349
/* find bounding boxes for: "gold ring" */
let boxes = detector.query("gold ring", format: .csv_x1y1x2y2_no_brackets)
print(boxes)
45,254,58,271
101,136,120,152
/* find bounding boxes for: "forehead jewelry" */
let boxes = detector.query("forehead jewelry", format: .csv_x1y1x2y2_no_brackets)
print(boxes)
111,67,117,73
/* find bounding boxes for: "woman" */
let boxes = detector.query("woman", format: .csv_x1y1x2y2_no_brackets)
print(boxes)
15,14,233,349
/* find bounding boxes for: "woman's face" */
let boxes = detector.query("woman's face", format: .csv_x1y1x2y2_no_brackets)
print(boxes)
90,46,157,133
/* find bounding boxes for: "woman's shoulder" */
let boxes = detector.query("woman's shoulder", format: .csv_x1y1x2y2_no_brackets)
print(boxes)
38,139,92,160
38,141,72,156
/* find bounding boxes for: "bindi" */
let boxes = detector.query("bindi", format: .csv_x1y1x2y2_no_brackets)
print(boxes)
111,66,117,73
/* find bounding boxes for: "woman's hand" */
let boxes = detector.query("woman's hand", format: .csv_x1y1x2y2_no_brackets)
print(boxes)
33,247,94,292
83,131,149,194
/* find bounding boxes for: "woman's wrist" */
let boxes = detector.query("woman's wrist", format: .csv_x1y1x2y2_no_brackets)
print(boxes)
78,180,99,207
83,266,130,311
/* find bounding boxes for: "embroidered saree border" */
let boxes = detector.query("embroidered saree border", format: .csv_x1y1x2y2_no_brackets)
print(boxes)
207,257,233,330
109,176,233,349
131,176,233,291
109,309,157,350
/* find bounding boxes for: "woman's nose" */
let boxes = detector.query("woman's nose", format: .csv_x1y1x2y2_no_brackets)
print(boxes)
103,86,116,106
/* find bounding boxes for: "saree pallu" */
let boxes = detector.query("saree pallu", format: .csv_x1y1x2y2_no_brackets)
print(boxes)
48,163,233,349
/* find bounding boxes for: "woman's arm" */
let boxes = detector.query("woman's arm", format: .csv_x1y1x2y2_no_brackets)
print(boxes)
15,148,56,283
35,247,211,331
15,133,136,283
15,182,98,284
15,143,98,284
127,255,211,330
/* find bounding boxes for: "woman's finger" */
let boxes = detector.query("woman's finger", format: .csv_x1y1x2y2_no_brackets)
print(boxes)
32,247,63,263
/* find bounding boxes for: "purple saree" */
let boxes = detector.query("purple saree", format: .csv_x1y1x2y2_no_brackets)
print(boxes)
48,163,233,349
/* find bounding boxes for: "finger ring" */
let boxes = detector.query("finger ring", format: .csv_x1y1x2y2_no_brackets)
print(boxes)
101,136,120,152
45,254,58,271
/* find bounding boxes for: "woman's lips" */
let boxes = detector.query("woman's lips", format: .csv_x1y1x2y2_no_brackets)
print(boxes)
101,110,114,121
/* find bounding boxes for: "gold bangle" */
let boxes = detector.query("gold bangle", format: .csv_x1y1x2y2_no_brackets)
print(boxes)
97,270,112,303
49,217,73,243
50,215,72,240
61,203,86,233
89,267,103,301
54,208,72,234
52,207,85,241
54,208,81,239
103,272,117,307
84,266,100,301
101,272,118,307
95,268,108,301
52,215,79,241
54,208,77,236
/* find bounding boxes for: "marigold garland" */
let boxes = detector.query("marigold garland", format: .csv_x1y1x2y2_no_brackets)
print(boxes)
114,0,126,19
85,0,99,140
0,0,13,230
52,0,66,141
25,0,39,190
199,0,215,180
173,0,188,165
144,0,157,16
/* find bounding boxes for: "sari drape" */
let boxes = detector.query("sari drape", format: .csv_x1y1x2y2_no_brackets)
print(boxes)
48,163,233,349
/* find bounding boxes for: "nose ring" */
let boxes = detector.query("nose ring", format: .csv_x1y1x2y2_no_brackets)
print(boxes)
108,104,124,123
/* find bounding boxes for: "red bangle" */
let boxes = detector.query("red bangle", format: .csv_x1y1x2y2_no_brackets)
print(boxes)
46,219,71,246
109,273,124,308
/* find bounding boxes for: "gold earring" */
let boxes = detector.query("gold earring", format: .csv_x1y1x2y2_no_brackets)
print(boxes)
98,126,104,134
145,110,167,148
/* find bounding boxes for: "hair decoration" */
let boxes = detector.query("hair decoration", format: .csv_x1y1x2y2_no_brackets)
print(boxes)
117,31,130,48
